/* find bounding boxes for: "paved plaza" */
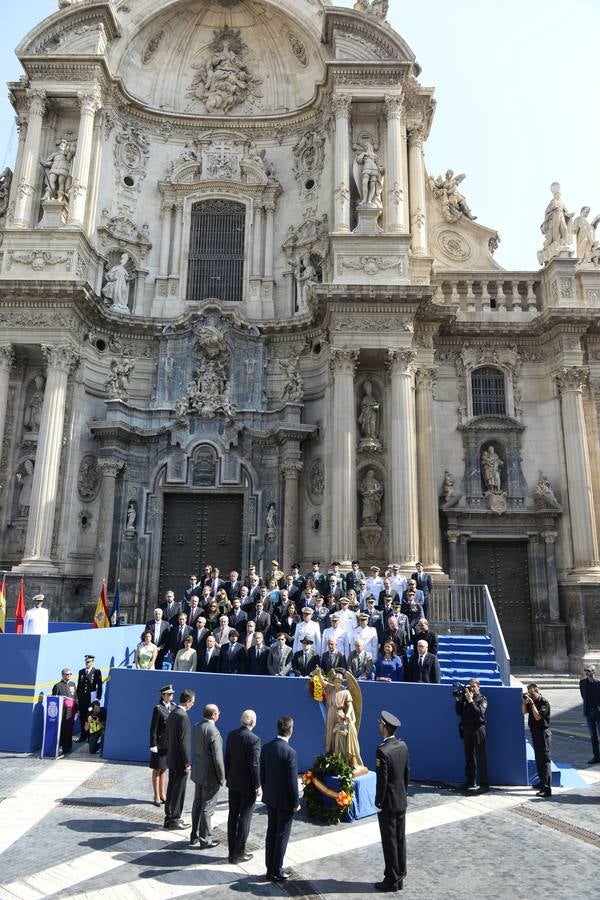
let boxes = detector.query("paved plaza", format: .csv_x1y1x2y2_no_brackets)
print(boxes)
0,686,598,900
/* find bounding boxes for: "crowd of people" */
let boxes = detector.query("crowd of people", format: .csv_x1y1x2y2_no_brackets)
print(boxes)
138,559,441,683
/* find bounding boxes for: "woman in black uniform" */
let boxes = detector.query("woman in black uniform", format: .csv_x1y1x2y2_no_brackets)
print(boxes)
149,684,176,806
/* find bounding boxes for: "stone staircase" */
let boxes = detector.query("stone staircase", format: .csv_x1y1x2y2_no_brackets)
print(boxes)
510,669,582,690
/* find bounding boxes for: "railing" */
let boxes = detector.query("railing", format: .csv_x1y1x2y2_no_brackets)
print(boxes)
433,273,543,316
429,584,511,685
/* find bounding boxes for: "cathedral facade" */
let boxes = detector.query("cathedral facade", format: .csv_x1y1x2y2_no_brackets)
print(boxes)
0,0,599,673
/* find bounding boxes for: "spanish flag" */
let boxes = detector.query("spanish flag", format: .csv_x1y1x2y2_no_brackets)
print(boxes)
0,575,6,633
14,577,26,634
93,579,110,629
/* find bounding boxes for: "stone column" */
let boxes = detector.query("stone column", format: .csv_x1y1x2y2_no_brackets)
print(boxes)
0,345,15,457
408,125,428,256
384,94,405,233
91,457,125,601
7,117,28,226
169,201,183,276
67,89,101,228
264,203,275,278
446,529,461,579
159,201,172,276
541,531,560,620
252,204,264,276
282,461,303,572
330,348,359,565
16,345,79,572
388,349,419,567
333,94,352,233
556,367,600,572
13,89,46,229
415,367,442,571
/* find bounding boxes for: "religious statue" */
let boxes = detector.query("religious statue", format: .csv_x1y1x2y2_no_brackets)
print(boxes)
441,470,456,505
353,139,384,207
539,182,574,264
572,207,600,264
188,29,263,115
17,459,34,515
23,375,45,433
534,474,561,510
0,167,12,220
316,668,365,774
360,469,383,526
102,253,134,313
429,170,476,222
279,356,304,403
126,500,137,530
106,357,135,400
295,254,318,311
266,502,277,543
353,0,389,19
358,380,380,448
40,138,76,204
480,446,503,494
184,333,234,419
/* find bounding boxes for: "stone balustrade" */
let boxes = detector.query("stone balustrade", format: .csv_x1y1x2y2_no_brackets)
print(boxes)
434,273,542,316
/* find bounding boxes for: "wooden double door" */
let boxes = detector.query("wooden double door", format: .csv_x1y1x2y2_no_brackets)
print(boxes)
468,541,534,665
159,493,244,599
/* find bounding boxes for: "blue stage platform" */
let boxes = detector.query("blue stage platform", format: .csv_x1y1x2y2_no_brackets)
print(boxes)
103,669,529,786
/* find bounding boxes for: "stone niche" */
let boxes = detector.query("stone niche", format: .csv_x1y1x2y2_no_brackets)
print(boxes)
459,415,527,513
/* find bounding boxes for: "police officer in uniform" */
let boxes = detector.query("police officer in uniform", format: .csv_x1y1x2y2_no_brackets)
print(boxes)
455,678,489,792
374,710,409,893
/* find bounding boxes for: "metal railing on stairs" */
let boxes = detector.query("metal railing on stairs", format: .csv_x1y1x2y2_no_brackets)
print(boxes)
429,584,511,686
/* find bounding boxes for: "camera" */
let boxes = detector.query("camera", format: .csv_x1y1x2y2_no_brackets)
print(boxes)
452,682,467,699
522,693,530,701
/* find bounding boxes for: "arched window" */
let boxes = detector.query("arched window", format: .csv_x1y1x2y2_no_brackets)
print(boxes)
187,199,245,302
471,366,506,416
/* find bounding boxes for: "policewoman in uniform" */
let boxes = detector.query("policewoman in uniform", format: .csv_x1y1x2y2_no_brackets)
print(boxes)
374,709,410,893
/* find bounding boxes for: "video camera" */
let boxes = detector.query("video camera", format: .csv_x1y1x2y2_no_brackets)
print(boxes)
452,682,468,699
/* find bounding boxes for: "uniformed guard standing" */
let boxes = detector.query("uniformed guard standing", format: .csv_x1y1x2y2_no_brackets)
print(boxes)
374,709,410,893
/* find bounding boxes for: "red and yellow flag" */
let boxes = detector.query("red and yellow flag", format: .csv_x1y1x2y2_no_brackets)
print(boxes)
0,575,6,633
93,579,110,629
14,577,26,634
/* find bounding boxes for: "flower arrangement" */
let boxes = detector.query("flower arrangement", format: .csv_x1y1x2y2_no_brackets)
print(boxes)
309,674,325,702
302,753,355,824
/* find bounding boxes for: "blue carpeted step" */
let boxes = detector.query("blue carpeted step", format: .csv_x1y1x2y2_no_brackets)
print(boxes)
526,741,561,786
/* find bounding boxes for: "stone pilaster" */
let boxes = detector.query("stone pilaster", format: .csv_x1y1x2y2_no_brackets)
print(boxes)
169,201,184,276
15,344,79,573
0,345,15,461
13,89,46,229
252,204,264,276
159,202,172,276
556,366,600,573
384,94,405,233
388,348,419,567
6,117,27,226
330,347,359,565
415,367,442,571
408,125,428,256
91,457,125,601
333,94,352,233
264,202,275,278
282,461,303,573
67,89,102,227
541,531,560,620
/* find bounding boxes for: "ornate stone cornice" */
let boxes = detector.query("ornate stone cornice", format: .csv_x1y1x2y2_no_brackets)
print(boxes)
42,343,80,374
555,366,589,395
387,348,417,376
329,347,359,375
0,344,15,372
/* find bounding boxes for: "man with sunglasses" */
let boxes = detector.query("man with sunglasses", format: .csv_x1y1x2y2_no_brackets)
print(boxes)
580,664,600,764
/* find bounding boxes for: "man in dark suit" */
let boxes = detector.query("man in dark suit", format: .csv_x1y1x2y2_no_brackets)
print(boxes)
365,597,384,643
192,616,210,655
146,608,172,669
282,575,301,605
408,639,441,684
374,709,409,893
411,563,432,618
580,664,600,763
228,597,248,637
290,564,306,595
161,590,182,625
267,632,293,676
206,567,225,597
247,631,269,675
190,703,225,848
412,619,438,655
186,595,203,629
218,630,246,674
348,639,374,680
76,654,103,740
305,561,327,596
169,612,193,657
260,715,300,882
224,570,243,600
225,709,261,863
164,689,195,829
183,575,199,606
345,560,366,593
251,599,271,635
198,635,220,672
320,637,346,675
292,636,320,677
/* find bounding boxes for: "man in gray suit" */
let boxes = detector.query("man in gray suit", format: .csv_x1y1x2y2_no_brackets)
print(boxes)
190,703,225,848
267,632,293,676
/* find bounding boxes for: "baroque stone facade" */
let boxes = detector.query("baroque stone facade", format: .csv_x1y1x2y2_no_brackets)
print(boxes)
1,0,599,673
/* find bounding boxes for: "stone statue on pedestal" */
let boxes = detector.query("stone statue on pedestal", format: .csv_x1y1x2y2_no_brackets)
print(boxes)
538,182,574,264
429,170,476,222
534,474,561,510
106,357,135,400
102,253,134,313
358,381,381,451
0,167,12,220
353,140,384,208
481,446,503,494
23,376,45,433
572,206,600,264
40,138,75,204
17,459,34,515
360,469,383,526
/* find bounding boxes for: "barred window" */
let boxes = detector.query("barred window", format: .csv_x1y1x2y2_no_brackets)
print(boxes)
187,199,245,302
471,367,506,416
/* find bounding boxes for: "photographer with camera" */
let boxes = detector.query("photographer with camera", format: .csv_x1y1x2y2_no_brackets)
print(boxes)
522,683,552,797
454,678,489,793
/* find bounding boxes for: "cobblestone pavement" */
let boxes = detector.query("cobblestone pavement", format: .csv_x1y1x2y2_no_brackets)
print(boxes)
0,687,599,899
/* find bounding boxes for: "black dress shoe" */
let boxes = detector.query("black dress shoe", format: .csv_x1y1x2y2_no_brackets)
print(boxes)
235,853,253,863
271,871,291,881
374,882,398,892
478,785,490,793
200,840,220,849
190,837,199,846
167,821,188,830
588,756,600,764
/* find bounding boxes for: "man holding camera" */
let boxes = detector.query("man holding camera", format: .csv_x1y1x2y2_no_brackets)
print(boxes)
523,683,552,797
455,678,489,792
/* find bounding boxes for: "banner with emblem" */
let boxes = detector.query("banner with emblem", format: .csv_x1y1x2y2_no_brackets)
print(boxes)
42,694,63,758
93,579,110,629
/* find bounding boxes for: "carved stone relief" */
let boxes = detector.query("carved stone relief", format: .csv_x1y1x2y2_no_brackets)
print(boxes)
187,27,263,115
307,458,324,505
429,170,477,223
438,230,471,262
337,256,404,277
292,130,326,198
177,325,234,420
114,127,150,203
142,30,164,65
278,356,304,404
287,32,308,67
105,357,135,400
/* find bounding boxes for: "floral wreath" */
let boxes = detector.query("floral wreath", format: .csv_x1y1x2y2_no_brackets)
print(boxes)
302,753,355,825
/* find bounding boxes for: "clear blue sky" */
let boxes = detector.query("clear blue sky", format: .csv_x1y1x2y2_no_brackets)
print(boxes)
1,0,598,271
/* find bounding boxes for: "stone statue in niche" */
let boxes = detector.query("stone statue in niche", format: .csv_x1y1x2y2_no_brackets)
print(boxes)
480,445,503,493
102,253,134,313
429,170,477,222
279,356,304,403
188,27,263,115
23,375,45,433
40,138,76,204
358,380,381,451
360,469,383,526
266,503,277,543
126,500,137,530
353,139,384,208
106,357,135,401
572,206,600,265
441,470,456,506
17,459,34,515
294,253,319,312
0,167,12,220
538,182,574,265
534,474,561,510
